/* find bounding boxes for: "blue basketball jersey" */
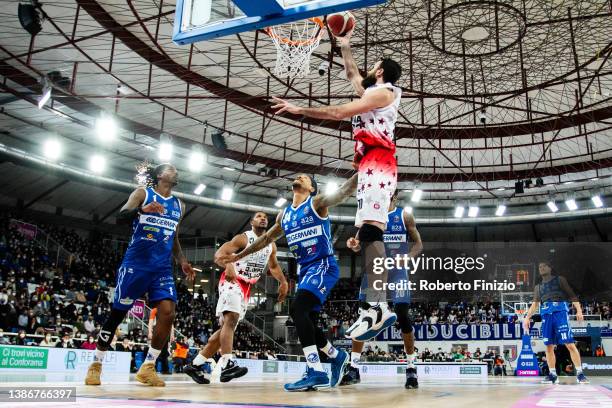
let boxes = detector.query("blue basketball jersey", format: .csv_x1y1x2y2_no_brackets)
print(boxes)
384,206,410,257
281,196,334,266
539,276,569,315
122,187,182,269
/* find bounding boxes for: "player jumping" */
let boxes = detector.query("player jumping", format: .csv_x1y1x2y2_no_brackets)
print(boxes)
523,261,589,384
272,26,403,341
220,174,357,391
184,211,288,384
85,163,194,386
341,190,423,389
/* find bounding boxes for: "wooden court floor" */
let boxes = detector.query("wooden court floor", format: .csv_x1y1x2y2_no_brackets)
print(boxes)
1,374,611,408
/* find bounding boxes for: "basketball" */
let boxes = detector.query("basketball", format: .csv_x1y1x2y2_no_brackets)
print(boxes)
327,11,355,37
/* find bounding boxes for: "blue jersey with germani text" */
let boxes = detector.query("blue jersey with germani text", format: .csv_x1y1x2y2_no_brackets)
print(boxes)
121,187,182,269
281,196,334,266
384,206,410,256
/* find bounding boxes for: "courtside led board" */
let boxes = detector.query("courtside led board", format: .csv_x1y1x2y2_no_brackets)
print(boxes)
173,0,387,45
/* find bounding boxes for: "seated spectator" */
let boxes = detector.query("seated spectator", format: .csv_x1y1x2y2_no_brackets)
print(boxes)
84,315,96,334
172,337,189,374
596,345,605,357
0,329,10,345
13,329,27,345
115,337,133,353
55,331,75,348
39,333,54,347
81,335,96,350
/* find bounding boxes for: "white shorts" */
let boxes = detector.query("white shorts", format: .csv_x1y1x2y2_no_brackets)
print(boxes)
355,147,397,227
215,280,247,321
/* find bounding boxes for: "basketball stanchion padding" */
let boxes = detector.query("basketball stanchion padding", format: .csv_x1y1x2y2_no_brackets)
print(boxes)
264,17,325,79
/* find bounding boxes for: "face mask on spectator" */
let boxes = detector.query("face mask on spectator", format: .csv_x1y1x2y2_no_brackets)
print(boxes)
89,337,94,343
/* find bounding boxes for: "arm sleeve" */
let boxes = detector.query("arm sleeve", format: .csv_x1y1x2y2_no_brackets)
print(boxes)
559,276,579,302
533,285,541,303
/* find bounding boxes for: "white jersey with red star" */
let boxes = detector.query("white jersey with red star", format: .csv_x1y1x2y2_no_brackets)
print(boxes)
219,230,272,299
351,82,402,147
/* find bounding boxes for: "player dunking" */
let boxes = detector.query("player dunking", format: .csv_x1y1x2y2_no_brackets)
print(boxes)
184,211,288,384
220,174,357,391
85,164,194,386
272,26,403,340
341,190,423,389
523,261,589,384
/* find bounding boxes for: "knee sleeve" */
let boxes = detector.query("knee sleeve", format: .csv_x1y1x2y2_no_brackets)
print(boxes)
358,223,384,242
97,308,128,350
394,303,413,334
291,290,321,347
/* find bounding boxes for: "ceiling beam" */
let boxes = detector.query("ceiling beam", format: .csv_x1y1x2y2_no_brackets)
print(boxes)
24,180,70,209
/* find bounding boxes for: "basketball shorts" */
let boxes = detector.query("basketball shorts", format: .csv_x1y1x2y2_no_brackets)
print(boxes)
297,256,340,311
113,264,177,310
216,279,248,321
541,311,574,345
358,267,410,304
355,147,397,227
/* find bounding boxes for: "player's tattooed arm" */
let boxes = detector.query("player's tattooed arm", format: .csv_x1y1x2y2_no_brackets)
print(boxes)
522,286,541,332
223,212,285,264
559,276,583,320
336,27,365,96
268,243,289,303
313,173,359,215
271,88,393,120
405,212,423,258
174,201,195,280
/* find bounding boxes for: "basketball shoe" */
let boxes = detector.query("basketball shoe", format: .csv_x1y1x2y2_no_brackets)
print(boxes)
347,303,397,341
284,367,330,392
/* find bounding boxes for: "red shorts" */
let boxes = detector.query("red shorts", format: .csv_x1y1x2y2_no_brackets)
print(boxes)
353,130,397,227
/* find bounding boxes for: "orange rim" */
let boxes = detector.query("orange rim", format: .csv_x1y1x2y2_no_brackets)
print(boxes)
265,17,325,46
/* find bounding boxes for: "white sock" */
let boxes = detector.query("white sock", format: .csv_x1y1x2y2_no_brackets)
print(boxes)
406,352,417,368
303,345,324,372
145,347,161,362
94,349,106,362
550,368,557,376
220,353,233,369
370,302,388,311
350,352,361,368
321,342,339,358
576,368,583,375
193,353,206,366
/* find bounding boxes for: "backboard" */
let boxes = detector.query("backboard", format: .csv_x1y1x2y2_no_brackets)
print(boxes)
173,0,387,45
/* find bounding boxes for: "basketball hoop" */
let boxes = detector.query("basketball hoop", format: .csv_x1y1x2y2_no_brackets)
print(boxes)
264,17,325,79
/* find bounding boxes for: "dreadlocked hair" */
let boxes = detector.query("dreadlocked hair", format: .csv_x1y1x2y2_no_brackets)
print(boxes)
135,162,174,188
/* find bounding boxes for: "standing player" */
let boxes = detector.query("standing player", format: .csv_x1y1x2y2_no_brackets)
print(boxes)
220,174,357,391
523,261,589,384
85,163,194,386
272,26,403,340
341,190,423,389
184,211,288,384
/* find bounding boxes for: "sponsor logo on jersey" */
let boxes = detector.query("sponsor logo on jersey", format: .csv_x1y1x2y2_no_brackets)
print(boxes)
143,226,160,232
119,297,134,305
139,214,179,230
163,229,173,235
301,239,318,247
143,233,157,242
304,206,310,215
300,216,314,225
383,234,407,243
172,210,181,218
286,225,323,244
393,215,400,222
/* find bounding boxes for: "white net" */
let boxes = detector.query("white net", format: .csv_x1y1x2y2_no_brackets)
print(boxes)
265,18,324,79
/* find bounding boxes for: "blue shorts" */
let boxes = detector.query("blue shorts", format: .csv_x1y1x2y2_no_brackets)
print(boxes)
359,268,410,304
297,256,339,311
112,264,177,310
541,311,574,345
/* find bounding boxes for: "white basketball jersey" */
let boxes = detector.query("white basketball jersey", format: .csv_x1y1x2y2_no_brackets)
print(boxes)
352,83,402,144
233,230,273,285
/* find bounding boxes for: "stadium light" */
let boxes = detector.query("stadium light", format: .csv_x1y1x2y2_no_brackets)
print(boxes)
221,186,233,201
274,197,287,207
325,181,338,195
411,188,423,203
158,142,172,161
193,184,206,195
547,201,559,213
467,206,479,218
95,114,117,141
591,195,604,208
37,80,51,109
189,146,205,173
565,199,578,211
454,205,465,218
43,138,61,160
495,204,507,217
89,155,106,174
